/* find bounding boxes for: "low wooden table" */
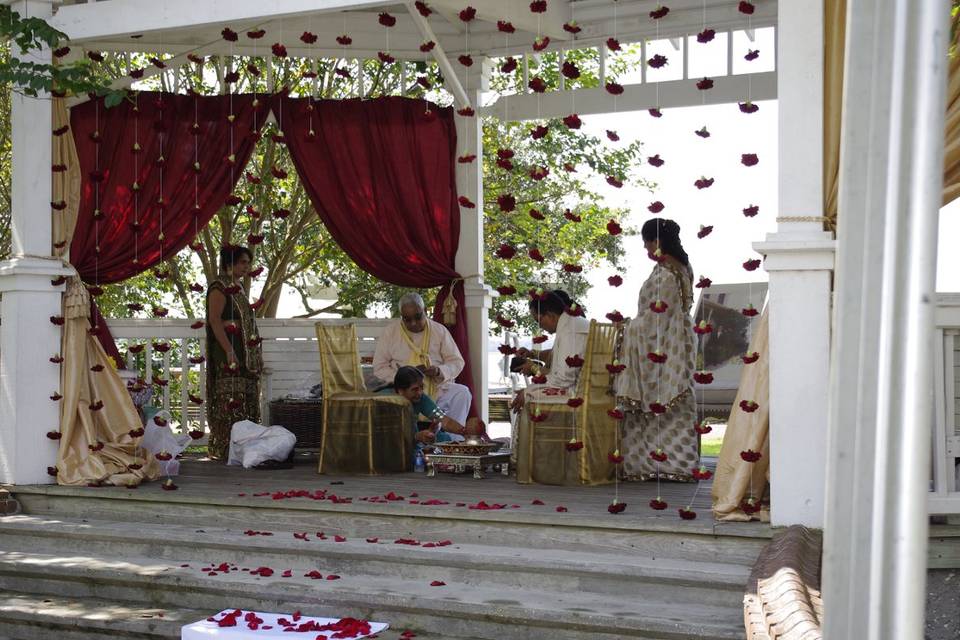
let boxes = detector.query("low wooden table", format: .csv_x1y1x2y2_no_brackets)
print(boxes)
424,451,511,480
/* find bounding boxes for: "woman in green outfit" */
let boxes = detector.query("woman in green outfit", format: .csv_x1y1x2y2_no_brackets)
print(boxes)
205,246,263,460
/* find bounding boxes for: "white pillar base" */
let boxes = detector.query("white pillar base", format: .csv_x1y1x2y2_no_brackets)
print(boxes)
0,257,73,485
753,231,836,527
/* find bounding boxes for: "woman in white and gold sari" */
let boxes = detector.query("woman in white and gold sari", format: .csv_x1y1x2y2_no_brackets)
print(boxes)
616,218,699,481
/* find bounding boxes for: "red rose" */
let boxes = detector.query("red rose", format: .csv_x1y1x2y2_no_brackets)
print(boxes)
697,28,716,43
649,402,667,414
500,58,517,75
494,243,516,259
608,501,627,514
698,225,714,239
694,321,713,335
743,204,760,217
696,77,714,90
336,35,353,46
529,411,549,422
649,449,668,462
606,130,620,142
415,1,432,17
457,106,475,117
565,354,584,367
606,176,624,188
378,12,397,27
693,371,714,384
740,449,762,462
647,351,668,363
496,158,513,171
648,54,668,69
498,344,517,356
567,397,584,408
378,52,396,64
531,124,549,139
605,82,624,95
743,258,762,271
529,166,549,181
650,5,670,19
458,196,476,208
608,275,623,287
419,40,435,52
649,108,663,118
495,315,515,328
563,113,582,129
695,421,713,435
648,201,665,213
564,21,582,33
529,0,547,12
738,1,755,15
496,285,517,296
458,154,476,163
528,248,545,262
741,498,762,514
740,400,760,413
649,300,668,313
605,311,625,323
742,351,760,364
745,49,760,61
221,27,238,41
528,77,547,93
649,498,668,510
608,451,624,464
533,36,550,52
742,306,760,317
692,466,713,480
562,263,583,273
497,194,516,212
528,208,545,220
694,177,715,189
532,335,549,344
696,126,711,138
562,61,581,79
458,54,473,67
741,153,759,167
458,6,476,21
300,31,317,44
564,209,582,222
606,37,621,51
678,508,697,520
606,220,623,235
498,20,516,33
647,154,665,167
271,43,287,58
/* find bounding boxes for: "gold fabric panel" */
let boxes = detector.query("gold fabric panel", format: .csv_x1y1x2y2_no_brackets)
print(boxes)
53,98,160,486
516,321,619,486
711,311,770,522
315,322,414,474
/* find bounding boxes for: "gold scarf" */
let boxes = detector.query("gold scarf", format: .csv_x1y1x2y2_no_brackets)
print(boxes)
400,321,438,398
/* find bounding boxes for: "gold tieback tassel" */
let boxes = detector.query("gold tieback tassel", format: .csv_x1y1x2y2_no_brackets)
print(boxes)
442,294,457,326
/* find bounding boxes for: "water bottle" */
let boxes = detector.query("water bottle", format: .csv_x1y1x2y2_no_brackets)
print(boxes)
414,450,425,473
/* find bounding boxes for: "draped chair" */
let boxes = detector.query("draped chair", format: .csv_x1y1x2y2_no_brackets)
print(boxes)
315,323,413,474
516,321,620,486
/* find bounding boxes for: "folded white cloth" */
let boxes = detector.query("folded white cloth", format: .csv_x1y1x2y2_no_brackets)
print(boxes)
227,420,296,468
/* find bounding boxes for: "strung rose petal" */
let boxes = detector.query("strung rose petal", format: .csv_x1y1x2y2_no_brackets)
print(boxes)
532,334,549,344
221,27,238,41
497,194,516,212
529,410,548,422
415,1,432,17
649,448,668,462
738,1,756,15
698,225,714,239
336,35,353,46
300,31,317,44
378,12,397,27
741,497,762,514
742,351,761,364
562,61,581,79
162,479,178,491
495,315,515,329
694,320,713,335
567,397,584,408
649,402,667,414
458,196,475,209
458,5,476,21
649,300,668,313
745,49,760,61
693,466,714,480
649,108,664,118
649,498,668,510
743,204,760,218
530,374,547,384
608,275,623,287
564,209,582,222
608,500,627,514
378,51,396,64
647,351,668,363
531,124,549,139
562,263,583,273
697,28,716,43
605,82,624,95
564,20,582,33
606,176,623,188
648,154,665,167
565,354,584,368
742,305,760,317
740,448,762,462
607,409,625,421
50,355,64,364
650,5,670,19
529,166,549,181
457,154,476,163
565,439,584,452
498,344,517,355
696,77,714,90
563,113,582,129
528,248,545,263
496,285,517,296
528,77,547,93
696,276,712,289
743,258,762,271
457,106,475,117
741,153,759,167
605,311,625,323
678,507,697,520
457,54,473,67
530,0,547,12
694,177,715,189
648,201,665,213
528,208,545,220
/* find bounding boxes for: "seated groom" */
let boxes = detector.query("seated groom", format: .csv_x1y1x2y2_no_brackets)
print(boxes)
373,292,472,430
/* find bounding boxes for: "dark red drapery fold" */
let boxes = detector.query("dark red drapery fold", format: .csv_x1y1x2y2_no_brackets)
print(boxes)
70,92,272,361
277,95,476,412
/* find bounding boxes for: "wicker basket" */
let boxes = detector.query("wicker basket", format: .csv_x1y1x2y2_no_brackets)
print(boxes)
269,398,323,449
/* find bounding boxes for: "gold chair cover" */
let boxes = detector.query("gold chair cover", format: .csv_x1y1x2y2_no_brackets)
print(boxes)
315,323,413,474
517,321,619,486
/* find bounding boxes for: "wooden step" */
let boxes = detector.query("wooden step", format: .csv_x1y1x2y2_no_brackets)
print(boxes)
0,548,745,640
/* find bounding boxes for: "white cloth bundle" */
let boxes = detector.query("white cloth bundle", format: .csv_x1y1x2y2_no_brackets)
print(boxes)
227,420,296,468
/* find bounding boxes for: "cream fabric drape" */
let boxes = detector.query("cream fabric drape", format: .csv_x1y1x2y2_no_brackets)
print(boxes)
52,98,160,486
711,311,770,522
825,0,960,229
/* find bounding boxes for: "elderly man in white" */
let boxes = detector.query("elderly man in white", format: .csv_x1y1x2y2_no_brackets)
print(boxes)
373,293,473,428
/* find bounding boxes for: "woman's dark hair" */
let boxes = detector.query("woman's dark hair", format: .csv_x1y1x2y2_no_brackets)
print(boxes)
641,218,689,266
528,289,578,316
220,245,253,270
393,365,425,390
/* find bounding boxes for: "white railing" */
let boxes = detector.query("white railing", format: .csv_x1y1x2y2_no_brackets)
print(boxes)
932,294,960,514
106,317,392,433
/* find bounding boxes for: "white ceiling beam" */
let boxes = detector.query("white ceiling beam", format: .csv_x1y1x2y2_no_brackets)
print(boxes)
404,1,469,108
50,0,395,43
482,71,776,121
425,0,571,40
86,41,432,62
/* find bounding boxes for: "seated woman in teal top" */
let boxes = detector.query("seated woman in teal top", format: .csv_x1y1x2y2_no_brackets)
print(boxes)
385,366,481,446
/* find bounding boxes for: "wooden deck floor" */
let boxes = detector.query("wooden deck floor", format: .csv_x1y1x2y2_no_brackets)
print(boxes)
10,455,771,539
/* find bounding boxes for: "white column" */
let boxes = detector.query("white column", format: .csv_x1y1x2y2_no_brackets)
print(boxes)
751,0,835,527
0,0,72,485
453,60,494,424
821,0,950,637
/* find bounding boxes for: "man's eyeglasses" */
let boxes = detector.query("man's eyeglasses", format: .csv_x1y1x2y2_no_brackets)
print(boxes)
402,312,424,322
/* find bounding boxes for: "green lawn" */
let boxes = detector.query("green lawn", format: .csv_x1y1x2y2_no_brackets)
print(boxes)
701,436,724,457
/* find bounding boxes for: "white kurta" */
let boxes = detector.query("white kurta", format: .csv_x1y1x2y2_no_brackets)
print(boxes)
372,319,471,424
543,312,590,390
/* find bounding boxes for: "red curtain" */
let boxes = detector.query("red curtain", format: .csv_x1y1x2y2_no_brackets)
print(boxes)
277,95,476,412
70,92,271,361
